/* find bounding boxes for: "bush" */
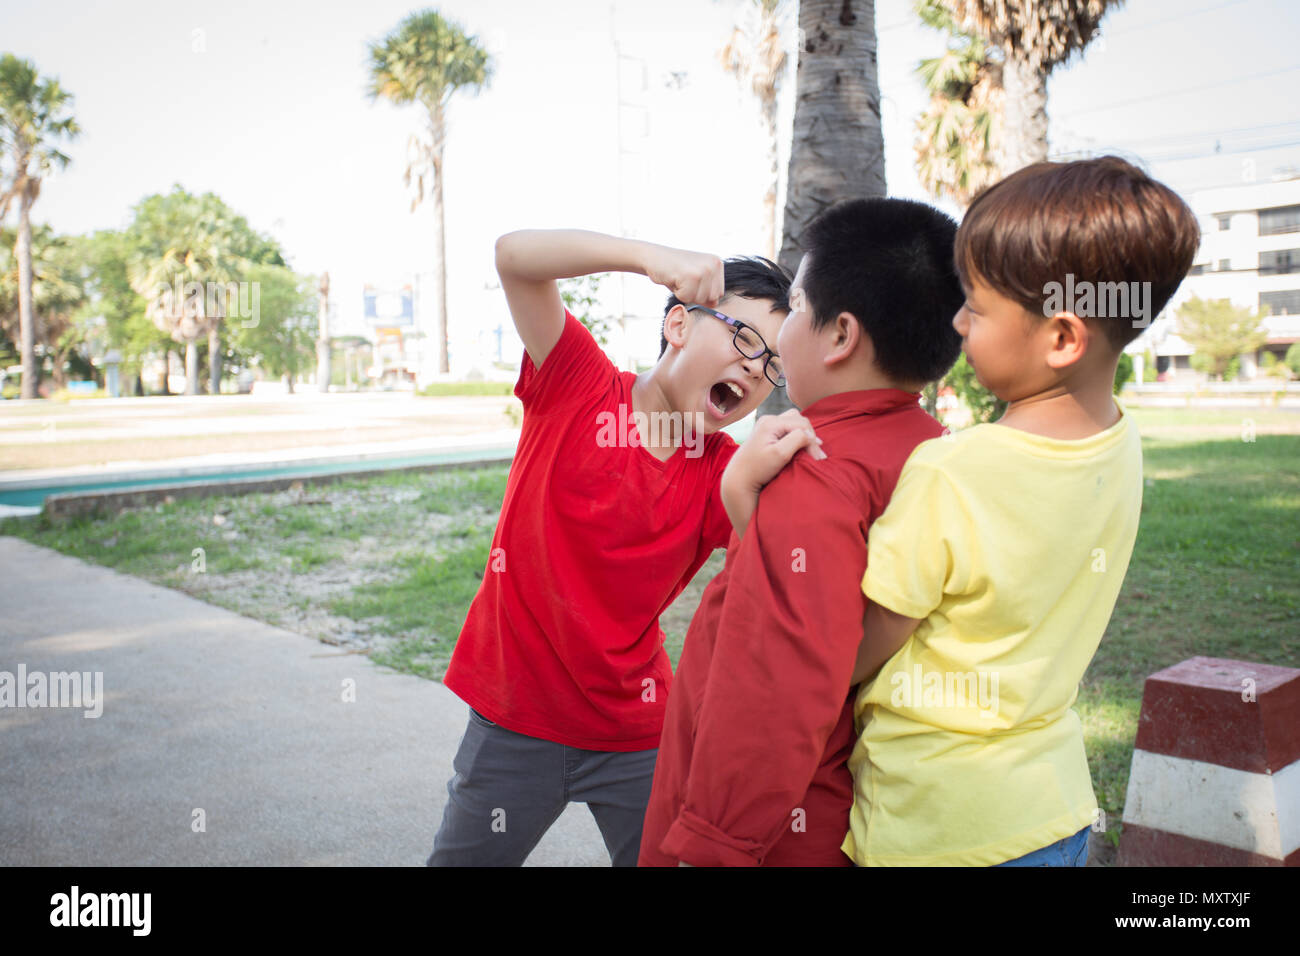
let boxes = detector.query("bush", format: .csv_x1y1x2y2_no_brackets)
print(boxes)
1260,351,1292,380
1114,353,1133,394
1286,342,1300,377
559,274,611,346
51,387,107,402
1190,352,1241,381
417,381,514,397
944,353,1006,424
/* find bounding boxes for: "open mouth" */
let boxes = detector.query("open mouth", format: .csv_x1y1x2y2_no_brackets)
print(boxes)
708,381,745,419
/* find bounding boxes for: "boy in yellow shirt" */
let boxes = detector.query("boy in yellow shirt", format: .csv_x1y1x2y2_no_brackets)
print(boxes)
836,156,1200,864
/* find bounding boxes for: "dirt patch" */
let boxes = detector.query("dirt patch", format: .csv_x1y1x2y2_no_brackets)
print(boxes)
151,476,502,656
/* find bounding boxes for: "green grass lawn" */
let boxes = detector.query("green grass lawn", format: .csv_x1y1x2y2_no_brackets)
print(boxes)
1077,429,1299,840
2,408,1296,857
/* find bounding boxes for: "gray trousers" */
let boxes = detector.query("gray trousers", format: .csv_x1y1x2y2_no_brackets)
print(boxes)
426,708,658,867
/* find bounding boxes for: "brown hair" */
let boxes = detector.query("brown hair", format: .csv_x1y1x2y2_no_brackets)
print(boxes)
954,156,1200,349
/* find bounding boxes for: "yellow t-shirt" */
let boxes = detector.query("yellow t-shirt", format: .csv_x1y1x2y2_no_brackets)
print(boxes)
842,399,1142,866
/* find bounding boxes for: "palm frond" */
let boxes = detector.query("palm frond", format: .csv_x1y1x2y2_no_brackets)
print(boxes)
939,0,1124,72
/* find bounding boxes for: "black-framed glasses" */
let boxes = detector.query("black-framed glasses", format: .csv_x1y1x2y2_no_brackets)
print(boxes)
685,304,786,388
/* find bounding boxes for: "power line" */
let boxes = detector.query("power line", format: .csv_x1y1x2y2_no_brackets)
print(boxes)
1052,128,1300,162
1099,119,1300,150
1149,140,1300,162
1050,139,1300,164
1144,139,1300,163
1058,65,1300,118
876,16,916,33
1111,0,1253,34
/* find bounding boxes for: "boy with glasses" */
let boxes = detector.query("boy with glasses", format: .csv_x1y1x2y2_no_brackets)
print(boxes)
428,229,799,866
680,305,787,389
638,198,964,866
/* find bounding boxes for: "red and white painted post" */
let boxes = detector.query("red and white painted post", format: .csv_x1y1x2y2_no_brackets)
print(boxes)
1119,656,1299,866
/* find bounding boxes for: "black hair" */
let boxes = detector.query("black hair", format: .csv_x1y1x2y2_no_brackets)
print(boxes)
659,256,792,357
801,198,964,384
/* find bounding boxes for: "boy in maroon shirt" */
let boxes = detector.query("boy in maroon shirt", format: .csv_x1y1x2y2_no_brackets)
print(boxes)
639,199,964,866
429,230,801,866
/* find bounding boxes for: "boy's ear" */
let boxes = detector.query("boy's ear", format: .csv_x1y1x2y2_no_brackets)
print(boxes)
823,311,863,369
1042,311,1090,371
662,304,691,351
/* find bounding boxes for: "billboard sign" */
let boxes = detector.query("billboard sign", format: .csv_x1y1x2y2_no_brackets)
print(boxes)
363,285,414,326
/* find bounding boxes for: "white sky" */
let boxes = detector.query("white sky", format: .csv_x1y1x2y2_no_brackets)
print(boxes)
3,0,1298,372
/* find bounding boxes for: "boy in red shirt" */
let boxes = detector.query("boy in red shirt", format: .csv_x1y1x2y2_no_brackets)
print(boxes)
638,199,964,866
428,229,796,866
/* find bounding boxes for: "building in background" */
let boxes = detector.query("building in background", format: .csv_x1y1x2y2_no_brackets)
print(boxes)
1134,173,1300,381
363,284,418,387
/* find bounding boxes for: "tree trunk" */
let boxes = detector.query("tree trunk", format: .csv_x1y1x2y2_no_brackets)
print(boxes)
762,93,780,262
17,191,36,400
998,54,1049,176
317,271,331,392
430,100,450,377
432,154,449,376
760,0,884,418
922,380,938,416
185,339,199,395
50,347,69,390
208,324,221,395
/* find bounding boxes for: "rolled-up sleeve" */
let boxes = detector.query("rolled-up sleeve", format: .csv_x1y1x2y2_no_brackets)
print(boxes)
659,459,869,866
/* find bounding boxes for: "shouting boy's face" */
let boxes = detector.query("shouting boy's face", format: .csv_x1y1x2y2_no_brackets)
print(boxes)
664,295,784,433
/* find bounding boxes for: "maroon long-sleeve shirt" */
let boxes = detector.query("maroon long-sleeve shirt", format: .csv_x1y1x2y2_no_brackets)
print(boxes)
638,388,946,867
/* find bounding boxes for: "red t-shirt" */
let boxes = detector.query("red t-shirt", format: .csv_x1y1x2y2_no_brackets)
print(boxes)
638,388,945,866
443,311,737,751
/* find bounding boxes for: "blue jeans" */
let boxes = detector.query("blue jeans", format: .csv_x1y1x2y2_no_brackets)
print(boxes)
994,826,1090,867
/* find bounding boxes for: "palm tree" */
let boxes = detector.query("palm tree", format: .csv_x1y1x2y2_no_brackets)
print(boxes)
779,0,885,270
939,0,1122,174
367,9,492,377
758,0,885,417
912,0,1004,420
720,0,791,261
914,0,1003,207
126,189,248,396
0,224,88,390
0,55,79,399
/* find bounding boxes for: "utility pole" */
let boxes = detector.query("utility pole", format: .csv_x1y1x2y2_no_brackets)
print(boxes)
317,271,331,392
612,2,649,371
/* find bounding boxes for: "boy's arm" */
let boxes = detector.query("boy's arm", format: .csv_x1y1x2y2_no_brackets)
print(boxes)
849,455,957,685
850,602,923,685
720,410,825,537
495,229,726,368
661,463,865,867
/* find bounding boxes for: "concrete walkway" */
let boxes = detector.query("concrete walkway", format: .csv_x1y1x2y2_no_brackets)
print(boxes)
0,536,608,866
